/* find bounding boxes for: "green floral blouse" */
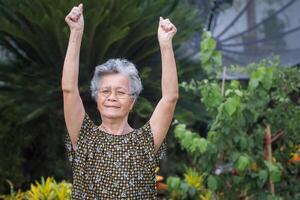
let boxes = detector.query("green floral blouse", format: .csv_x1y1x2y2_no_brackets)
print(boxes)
65,113,166,199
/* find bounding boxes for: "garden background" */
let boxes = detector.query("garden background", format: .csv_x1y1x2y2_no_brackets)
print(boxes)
0,0,299,199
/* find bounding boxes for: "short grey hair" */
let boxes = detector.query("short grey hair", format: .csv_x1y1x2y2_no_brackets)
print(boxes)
90,58,143,101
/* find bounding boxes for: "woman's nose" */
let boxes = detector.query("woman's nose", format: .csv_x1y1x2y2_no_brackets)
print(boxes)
106,91,118,101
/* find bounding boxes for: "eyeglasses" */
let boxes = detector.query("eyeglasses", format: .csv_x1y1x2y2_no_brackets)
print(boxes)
98,88,134,99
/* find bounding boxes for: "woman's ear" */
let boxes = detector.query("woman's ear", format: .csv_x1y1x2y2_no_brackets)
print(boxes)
130,98,136,110
95,91,100,100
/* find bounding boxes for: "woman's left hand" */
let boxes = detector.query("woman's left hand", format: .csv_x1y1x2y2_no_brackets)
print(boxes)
158,17,177,46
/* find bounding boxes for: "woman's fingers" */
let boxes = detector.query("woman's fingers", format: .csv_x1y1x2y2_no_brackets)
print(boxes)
72,7,81,17
65,3,84,31
66,5,82,22
67,14,79,22
78,3,83,12
160,18,176,32
158,16,176,43
72,6,82,15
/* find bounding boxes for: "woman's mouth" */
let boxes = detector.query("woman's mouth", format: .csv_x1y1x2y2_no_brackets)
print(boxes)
105,105,120,109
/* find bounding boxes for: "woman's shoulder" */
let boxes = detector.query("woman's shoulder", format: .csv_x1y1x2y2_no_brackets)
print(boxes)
132,121,152,139
81,113,97,131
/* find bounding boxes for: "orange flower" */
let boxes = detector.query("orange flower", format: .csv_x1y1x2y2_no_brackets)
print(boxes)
156,182,168,191
156,175,164,182
289,153,300,164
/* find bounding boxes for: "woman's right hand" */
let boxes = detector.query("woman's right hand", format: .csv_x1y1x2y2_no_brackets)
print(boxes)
65,3,84,32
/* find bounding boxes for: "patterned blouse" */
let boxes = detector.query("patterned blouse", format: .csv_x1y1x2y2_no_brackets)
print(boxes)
65,113,166,199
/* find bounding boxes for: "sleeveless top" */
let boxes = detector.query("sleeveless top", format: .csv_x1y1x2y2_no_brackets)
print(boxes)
65,113,166,199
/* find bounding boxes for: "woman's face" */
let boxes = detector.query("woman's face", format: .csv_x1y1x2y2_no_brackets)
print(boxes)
97,73,135,120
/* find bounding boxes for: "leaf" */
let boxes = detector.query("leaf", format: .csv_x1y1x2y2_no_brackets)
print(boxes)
225,89,233,96
200,31,222,75
201,50,213,65
270,167,282,183
196,138,208,154
181,132,194,149
239,137,248,150
174,124,187,137
234,89,243,97
212,51,222,67
261,68,274,90
167,177,182,190
264,161,282,183
200,82,222,108
207,175,218,191
207,131,218,143
231,152,240,162
180,182,189,193
201,37,216,51
230,80,240,89
224,97,239,116
258,169,268,184
236,155,250,171
249,78,259,90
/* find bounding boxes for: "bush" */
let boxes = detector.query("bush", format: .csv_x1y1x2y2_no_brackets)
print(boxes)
0,177,72,200
167,31,300,199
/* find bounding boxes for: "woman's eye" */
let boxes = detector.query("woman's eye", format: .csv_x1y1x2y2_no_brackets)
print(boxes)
101,90,110,94
117,91,126,95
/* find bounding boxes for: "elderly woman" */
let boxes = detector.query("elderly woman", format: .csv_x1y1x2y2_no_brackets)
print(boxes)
62,3,178,199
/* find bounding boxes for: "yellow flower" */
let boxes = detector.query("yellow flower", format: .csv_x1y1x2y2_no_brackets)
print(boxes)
184,169,204,191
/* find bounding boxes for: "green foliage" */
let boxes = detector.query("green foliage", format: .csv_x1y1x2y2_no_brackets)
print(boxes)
200,31,222,77
167,176,188,199
207,175,217,191
264,161,282,183
0,177,71,200
170,31,300,199
26,177,71,200
0,0,199,67
0,0,202,193
167,169,213,200
0,180,26,200
174,124,215,158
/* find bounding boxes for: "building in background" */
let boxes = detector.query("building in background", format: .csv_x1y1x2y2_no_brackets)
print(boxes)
187,0,300,67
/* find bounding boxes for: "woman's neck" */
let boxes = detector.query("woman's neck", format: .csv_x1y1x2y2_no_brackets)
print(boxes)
99,117,133,135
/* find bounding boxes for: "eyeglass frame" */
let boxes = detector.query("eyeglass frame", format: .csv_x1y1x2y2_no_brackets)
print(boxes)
98,87,135,99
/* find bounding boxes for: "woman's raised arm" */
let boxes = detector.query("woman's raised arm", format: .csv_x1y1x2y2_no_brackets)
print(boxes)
61,3,85,151
150,17,179,152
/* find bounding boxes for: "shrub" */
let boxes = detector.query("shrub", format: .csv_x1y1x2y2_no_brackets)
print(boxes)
167,31,300,199
0,177,71,200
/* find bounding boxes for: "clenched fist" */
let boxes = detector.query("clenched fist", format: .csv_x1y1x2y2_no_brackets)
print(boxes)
158,17,177,46
65,3,84,32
